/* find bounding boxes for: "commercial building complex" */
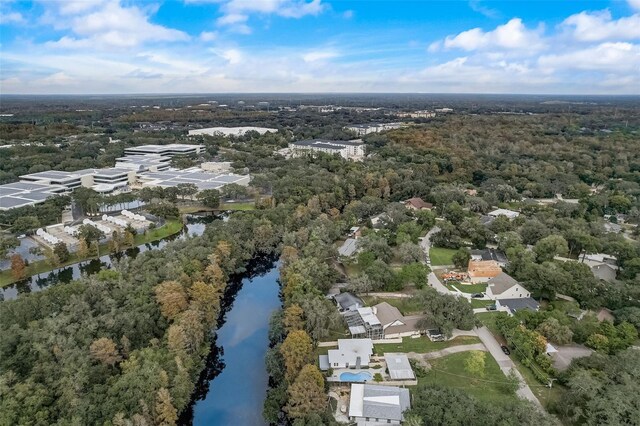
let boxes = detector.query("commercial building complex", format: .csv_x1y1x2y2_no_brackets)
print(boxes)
188,127,277,137
289,139,365,160
124,144,203,157
345,122,403,136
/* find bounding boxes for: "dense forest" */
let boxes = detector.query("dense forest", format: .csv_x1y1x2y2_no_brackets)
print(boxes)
1,96,639,425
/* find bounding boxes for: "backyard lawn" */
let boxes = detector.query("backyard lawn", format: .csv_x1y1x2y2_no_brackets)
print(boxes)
361,296,423,315
469,299,493,308
373,336,481,355
420,351,519,404
429,247,457,266
450,283,487,294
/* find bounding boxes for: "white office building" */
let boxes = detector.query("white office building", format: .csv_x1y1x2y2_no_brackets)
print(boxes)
188,127,277,137
346,123,403,136
289,139,365,160
124,144,203,157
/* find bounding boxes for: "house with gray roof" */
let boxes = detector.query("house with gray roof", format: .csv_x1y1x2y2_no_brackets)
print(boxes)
334,292,365,312
471,248,509,267
339,238,360,257
496,297,539,314
384,353,415,380
348,383,410,424
319,339,373,370
485,272,531,300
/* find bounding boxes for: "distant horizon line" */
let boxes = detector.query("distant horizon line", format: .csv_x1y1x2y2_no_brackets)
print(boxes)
1,92,639,98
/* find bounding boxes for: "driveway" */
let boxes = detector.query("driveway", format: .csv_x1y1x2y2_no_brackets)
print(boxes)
475,326,542,407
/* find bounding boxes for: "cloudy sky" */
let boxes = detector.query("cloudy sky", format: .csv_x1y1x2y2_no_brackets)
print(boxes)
1,0,639,94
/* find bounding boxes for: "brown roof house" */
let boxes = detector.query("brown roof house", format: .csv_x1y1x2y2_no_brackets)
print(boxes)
467,260,503,283
404,197,433,211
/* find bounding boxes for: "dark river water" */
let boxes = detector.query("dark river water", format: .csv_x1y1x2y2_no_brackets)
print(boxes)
180,259,281,426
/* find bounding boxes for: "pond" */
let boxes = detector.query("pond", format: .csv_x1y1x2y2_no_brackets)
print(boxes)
179,259,281,426
0,214,216,301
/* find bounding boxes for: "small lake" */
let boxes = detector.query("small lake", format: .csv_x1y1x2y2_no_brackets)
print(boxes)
0,215,215,301
179,260,281,426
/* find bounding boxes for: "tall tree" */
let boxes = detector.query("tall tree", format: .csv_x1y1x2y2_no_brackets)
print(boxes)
280,330,313,382
284,364,326,420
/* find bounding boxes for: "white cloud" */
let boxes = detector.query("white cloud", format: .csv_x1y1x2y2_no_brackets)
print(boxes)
539,42,640,73
199,31,218,41
302,50,338,62
1,12,25,24
561,10,640,41
469,0,499,18
343,10,354,19
629,0,640,11
44,1,189,48
215,0,325,32
443,18,545,51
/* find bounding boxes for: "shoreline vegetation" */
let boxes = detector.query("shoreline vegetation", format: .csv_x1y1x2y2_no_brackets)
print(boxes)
0,219,184,287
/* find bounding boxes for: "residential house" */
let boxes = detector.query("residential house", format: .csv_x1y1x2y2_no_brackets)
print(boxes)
470,248,509,267
345,307,385,340
349,226,363,238
495,298,539,314
348,384,411,425
319,339,373,370
488,208,520,219
581,253,618,283
374,302,424,339
338,238,360,257
403,197,433,211
591,263,617,282
467,260,503,283
486,272,531,299
334,292,365,313
384,353,415,380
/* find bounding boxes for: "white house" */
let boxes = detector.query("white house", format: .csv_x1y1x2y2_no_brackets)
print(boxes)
488,208,520,219
348,384,411,425
485,272,531,300
320,339,373,370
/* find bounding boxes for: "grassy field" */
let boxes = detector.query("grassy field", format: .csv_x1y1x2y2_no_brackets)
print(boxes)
420,351,519,404
373,336,481,355
451,283,487,294
361,296,422,315
470,298,493,308
429,247,457,266
1,219,183,287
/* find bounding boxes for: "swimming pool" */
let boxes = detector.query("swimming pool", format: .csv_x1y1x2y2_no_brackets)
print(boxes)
340,371,373,382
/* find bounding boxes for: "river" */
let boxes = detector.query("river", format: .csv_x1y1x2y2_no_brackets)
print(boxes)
0,216,212,301
180,258,281,426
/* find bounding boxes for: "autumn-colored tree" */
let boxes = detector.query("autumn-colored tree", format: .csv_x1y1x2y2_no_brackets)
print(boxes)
189,281,221,323
284,364,326,419
177,309,205,353
154,388,178,426
283,304,305,333
77,238,90,258
280,330,313,382
124,231,135,248
215,240,232,261
203,260,226,288
167,324,188,355
89,337,122,366
10,253,26,280
43,248,60,267
281,245,299,267
155,281,188,320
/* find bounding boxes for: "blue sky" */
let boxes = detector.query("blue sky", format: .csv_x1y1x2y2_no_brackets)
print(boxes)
1,0,639,94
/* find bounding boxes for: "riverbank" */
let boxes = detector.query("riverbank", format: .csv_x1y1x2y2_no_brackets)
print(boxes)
178,201,256,214
0,219,184,287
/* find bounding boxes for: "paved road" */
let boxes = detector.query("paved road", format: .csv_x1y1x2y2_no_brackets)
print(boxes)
475,326,542,407
423,343,487,359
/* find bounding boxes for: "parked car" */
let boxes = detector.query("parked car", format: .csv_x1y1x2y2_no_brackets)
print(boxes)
485,304,497,311
501,345,511,355
471,293,484,298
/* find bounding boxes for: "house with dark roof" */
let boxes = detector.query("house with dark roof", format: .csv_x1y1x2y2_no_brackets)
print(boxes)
348,383,410,425
334,292,365,312
496,298,539,314
338,238,359,257
485,272,531,300
403,197,433,211
471,248,509,267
